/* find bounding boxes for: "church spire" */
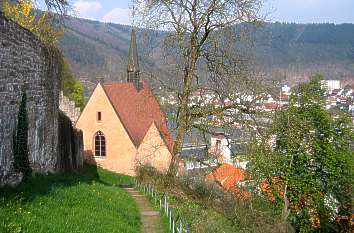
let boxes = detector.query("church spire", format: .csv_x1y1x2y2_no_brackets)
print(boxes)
127,28,140,90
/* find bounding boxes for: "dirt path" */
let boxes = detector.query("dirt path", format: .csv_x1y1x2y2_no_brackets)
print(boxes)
125,188,166,233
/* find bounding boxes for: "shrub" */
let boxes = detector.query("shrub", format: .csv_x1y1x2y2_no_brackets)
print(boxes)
136,164,293,233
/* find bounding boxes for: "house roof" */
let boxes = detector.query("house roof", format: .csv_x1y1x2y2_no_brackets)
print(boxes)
207,163,247,190
102,81,173,152
207,163,251,198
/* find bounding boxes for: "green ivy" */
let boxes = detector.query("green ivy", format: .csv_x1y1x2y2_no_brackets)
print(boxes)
13,91,32,179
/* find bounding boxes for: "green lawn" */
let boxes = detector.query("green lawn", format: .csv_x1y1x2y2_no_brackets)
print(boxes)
0,165,140,233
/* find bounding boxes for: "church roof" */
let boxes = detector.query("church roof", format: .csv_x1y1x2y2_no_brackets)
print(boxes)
102,81,173,152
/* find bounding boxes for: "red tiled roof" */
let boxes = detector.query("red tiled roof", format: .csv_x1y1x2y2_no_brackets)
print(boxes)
263,103,279,110
207,164,251,198
102,81,174,152
207,164,247,190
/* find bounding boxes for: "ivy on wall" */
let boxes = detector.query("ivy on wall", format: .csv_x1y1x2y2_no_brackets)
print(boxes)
13,90,32,178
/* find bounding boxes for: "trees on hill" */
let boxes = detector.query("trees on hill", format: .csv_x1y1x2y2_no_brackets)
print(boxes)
248,75,354,232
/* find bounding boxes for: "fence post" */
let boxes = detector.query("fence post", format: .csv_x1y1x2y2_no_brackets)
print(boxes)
172,214,175,233
169,209,172,230
139,183,189,233
179,219,182,233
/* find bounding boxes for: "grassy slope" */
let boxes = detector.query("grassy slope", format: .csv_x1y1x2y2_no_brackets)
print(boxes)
0,166,140,233
137,181,237,233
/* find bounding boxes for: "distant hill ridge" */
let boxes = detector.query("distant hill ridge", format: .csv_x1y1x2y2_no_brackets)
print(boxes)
59,17,354,92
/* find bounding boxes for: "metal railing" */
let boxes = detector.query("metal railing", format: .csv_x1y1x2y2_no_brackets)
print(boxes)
135,181,190,233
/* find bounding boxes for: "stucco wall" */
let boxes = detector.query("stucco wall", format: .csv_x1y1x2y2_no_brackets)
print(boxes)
137,123,171,172
75,84,137,176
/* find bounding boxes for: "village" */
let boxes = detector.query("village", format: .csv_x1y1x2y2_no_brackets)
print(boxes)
0,0,353,233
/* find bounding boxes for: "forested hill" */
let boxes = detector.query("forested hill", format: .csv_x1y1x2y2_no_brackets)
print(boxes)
252,23,354,65
59,17,354,92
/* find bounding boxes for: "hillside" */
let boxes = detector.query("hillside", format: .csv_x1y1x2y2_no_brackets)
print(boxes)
59,17,354,93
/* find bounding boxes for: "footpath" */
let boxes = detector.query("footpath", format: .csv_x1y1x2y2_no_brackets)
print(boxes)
125,188,166,233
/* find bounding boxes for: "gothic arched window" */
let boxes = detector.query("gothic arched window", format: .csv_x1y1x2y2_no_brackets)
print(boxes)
94,131,106,157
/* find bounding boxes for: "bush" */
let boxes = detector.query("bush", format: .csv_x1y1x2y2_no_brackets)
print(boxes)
136,165,293,233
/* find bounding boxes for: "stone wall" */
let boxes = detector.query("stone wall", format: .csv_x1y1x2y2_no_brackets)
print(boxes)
59,92,81,124
58,111,84,171
0,13,83,185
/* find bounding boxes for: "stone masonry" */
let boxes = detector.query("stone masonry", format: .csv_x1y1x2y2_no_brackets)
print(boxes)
0,13,83,185
59,91,81,124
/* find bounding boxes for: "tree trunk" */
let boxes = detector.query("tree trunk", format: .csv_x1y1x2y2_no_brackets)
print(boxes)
281,184,290,223
168,34,199,176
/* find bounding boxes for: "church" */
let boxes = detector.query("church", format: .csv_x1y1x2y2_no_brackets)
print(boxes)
75,29,173,176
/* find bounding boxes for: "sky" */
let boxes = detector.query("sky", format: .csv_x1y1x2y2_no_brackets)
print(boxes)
45,0,354,25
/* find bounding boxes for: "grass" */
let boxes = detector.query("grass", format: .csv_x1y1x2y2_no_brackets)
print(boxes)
164,194,237,233
0,165,140,233
167,196,237,233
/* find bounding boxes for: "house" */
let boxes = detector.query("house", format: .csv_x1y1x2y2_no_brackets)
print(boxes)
75,29,173,176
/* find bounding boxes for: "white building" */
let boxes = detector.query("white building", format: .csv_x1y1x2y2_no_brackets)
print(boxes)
210,132,232,164
321,80,341,93
281,85,291,95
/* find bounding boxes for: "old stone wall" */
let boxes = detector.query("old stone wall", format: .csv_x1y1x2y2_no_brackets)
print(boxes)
58,111,84,171
59,92,81,124
0,13,83,185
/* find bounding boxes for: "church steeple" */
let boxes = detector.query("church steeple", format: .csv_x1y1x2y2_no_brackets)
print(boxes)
127,28,140,90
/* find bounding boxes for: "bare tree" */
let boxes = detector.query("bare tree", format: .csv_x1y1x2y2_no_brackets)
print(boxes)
135,0,267,175
43,0,70,15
